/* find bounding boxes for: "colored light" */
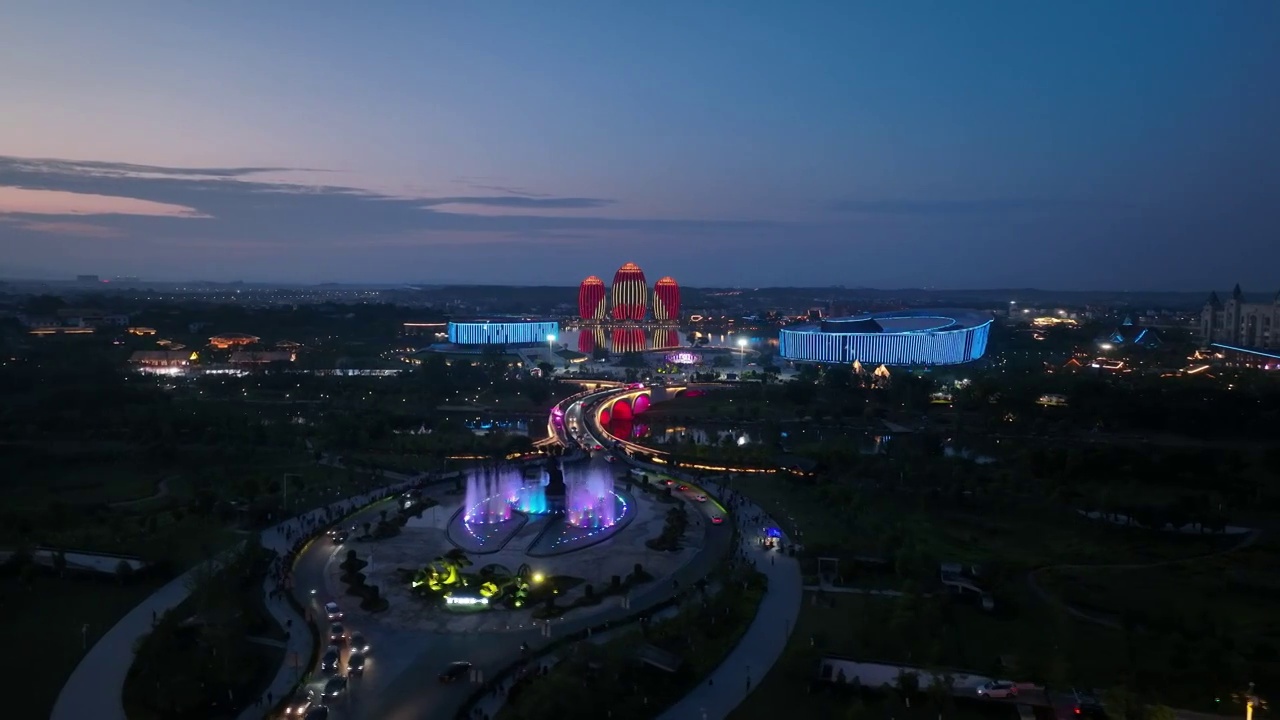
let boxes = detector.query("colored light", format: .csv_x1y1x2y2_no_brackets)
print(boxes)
448,320,559,346
779,310,992,366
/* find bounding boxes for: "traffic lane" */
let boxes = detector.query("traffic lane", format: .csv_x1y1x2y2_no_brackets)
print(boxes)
284,497,404,718
359,628,544,720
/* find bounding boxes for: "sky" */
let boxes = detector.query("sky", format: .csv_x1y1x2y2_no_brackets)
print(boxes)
1,1,1277,290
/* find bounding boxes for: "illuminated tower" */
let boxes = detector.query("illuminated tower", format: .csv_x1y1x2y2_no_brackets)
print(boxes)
610,262,648,321
578,276,607,320
652,276,680,322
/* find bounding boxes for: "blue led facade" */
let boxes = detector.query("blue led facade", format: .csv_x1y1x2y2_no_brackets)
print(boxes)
779,309,993,366
448,320,559,346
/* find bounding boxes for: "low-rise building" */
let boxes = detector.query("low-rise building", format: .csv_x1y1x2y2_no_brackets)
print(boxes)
209,332,260,349
129,350,193,373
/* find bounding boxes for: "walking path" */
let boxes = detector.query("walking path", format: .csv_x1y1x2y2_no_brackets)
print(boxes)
656,483,802,720
51,477,416,720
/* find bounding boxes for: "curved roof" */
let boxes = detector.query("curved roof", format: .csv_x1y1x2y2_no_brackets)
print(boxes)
794,309,992,336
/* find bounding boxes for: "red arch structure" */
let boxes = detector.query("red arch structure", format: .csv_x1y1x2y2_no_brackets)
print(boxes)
631,393,651,414
610,398,633,421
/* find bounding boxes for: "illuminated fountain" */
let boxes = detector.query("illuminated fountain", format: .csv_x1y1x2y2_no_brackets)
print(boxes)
463,465,552,524
514,470,548,515
566,467,617,529
463,466,514,524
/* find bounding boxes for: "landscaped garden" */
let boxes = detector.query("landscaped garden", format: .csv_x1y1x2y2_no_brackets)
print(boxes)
123,539,286,719
498,566,768,720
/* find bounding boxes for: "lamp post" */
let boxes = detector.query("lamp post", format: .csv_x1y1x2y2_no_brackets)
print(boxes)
737,338,747,370
546,334,557,365
1235,682,1268,720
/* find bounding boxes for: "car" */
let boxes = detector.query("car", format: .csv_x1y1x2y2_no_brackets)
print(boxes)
439,661,473,683
303,707,329,720
320,647,340,674
710,515,724,525
283,689,313,715
322,676,347,700
348,652,366,675
695,494,708,502
605,455,616,463
324,602,342,620
976,680,1019,699
332,532,348,544
350,632,370,653
677,484,689,491
592,444,603,451
329,622,346,642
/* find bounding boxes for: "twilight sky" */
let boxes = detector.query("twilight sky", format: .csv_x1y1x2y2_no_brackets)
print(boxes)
1,1,1277,289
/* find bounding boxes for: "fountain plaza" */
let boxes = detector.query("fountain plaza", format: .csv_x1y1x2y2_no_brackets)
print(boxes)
341,458,707,632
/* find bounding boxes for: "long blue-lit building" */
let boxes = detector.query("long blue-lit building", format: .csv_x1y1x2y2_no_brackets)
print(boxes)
779,309,993,366
448,318,559,346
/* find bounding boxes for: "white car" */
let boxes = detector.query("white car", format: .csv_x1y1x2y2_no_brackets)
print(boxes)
977,680,1019,699
324,602,343,620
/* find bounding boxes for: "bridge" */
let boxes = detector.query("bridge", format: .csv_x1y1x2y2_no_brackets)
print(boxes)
538,379,783,476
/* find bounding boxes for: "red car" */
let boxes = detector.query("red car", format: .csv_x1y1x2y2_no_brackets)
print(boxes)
677,485,689,491
710,515,724,525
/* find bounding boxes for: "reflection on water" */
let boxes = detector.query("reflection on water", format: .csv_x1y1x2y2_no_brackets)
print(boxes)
570,327,682,355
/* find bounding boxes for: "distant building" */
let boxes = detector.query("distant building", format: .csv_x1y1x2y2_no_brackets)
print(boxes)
652,276,680,322
209,333,260,349
1201,285,1280,350
127,327,157,336
130,350,193,373
1103,317,1161,348
76,274,100,283
578,276,607,320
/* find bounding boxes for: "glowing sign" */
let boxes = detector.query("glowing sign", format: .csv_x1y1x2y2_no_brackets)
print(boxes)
665,351,702,365
445,595,489,606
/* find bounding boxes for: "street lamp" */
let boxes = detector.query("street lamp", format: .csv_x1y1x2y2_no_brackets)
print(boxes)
1235,683,1268,720
737,338,747,370
546,334,557,365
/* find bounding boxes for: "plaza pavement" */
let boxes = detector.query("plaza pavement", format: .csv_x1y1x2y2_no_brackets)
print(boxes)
656,484,803,720
51,478,416,720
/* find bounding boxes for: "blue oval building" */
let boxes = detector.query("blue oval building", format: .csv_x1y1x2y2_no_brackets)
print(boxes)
779,309,992,366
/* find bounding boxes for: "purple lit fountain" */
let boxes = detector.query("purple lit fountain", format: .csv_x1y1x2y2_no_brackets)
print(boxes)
463,466,514,524
463,465,553,524
566,468,617,529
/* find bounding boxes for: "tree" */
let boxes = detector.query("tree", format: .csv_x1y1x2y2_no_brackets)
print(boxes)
1103,685,1143,720
115,559,135,584
537,361,555,377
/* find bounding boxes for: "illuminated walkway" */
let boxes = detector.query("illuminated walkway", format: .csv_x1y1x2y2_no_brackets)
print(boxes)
657,484,802,720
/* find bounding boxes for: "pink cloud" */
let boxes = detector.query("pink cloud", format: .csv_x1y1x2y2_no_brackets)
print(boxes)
0,186,209,217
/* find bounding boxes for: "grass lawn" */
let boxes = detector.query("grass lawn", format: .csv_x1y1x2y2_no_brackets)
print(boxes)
730,475,1236,568
0,573,163,720
1033,536,1280,708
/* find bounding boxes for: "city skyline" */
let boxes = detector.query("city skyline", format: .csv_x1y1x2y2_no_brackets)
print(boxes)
2,1,1278,290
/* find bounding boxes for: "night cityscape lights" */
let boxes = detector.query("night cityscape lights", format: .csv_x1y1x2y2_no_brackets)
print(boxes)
447,319,559,346
779,309,993,366
610,262,648,321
